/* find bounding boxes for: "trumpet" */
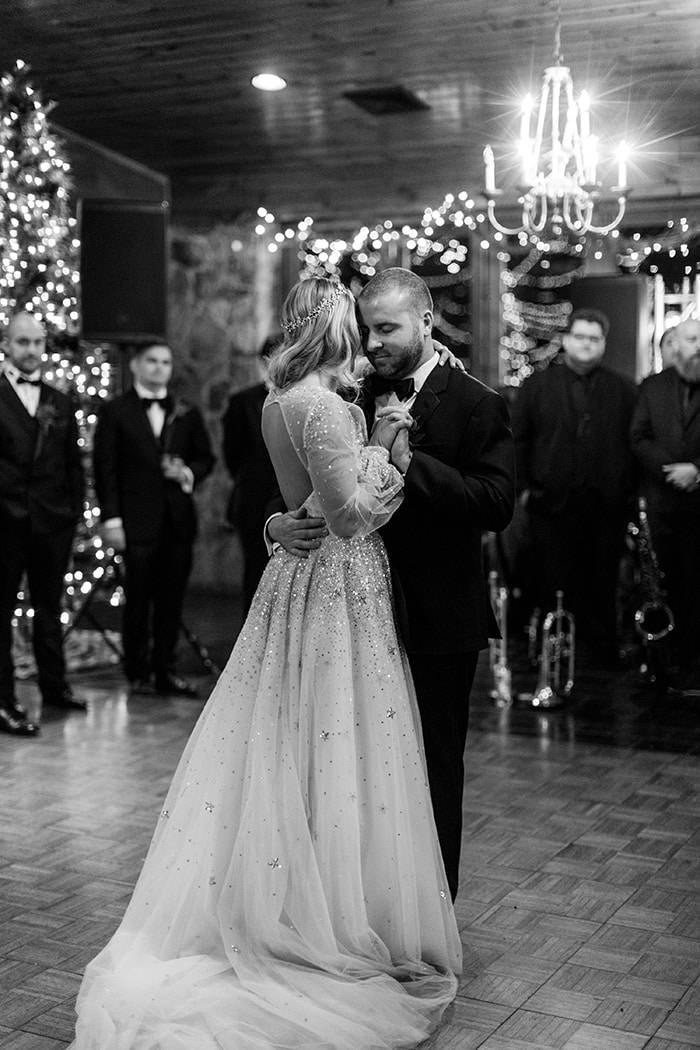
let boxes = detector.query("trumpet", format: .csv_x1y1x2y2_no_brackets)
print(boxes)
527,590,575,708
488,571,512,706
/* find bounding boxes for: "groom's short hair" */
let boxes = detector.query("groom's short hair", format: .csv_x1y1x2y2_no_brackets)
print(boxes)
361,267,433,315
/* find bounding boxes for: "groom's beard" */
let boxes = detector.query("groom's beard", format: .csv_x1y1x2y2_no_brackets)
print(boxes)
365,327,424,380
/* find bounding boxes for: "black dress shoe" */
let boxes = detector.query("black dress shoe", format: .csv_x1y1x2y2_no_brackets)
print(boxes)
129,678,158,696
667,671,700,698
3,698,29,719
42,688,87,712
0,704,40,736
155,674,199,698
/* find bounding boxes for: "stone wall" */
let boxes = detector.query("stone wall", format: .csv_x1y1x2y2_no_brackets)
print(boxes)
167,224,280,594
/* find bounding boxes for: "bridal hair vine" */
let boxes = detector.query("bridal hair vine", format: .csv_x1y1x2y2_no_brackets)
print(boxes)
282,284,343,334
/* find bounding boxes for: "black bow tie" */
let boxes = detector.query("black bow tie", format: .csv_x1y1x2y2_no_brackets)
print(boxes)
141,396,169,408
369,375,416,401
16,375,41,386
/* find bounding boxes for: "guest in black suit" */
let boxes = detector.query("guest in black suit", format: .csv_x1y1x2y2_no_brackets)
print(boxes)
94,343,215,697
512,308,636,662
222,334,280,610
0,312,85,736
630,318,700,695
269,269,515,898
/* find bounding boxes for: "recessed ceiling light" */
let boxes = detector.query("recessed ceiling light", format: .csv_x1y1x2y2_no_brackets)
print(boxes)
252,73,287,92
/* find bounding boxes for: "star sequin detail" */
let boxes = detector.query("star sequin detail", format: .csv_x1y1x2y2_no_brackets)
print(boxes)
231,945,240,953
160,809,169,820
440,890,447,899
386,707,396,719
268,858,282,869
205,802,214,813
319,730,330,741
209,876,216,886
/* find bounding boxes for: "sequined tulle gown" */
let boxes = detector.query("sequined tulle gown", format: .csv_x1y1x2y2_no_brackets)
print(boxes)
71,384,461,1050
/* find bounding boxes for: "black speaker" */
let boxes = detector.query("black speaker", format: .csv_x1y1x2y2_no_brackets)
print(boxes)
79,199,168,342
567,274,651,382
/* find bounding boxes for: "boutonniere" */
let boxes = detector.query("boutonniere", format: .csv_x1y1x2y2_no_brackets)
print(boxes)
162,399,192,455
34,399,60,459
408,411,425,448
165,399,191,427
35,400,59,429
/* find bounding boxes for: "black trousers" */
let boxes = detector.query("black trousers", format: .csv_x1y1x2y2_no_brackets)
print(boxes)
0,519,74,703
122,531,193,682
527,492,628,651
407,650,479,902
649,506,700,673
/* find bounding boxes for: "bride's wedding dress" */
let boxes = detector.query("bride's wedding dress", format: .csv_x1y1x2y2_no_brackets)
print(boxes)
71,384,461,1050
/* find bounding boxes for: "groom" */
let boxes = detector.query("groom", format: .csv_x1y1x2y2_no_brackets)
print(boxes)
268,268,515,898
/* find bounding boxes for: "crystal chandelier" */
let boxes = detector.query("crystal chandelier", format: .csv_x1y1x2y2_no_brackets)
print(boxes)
482,16,629,238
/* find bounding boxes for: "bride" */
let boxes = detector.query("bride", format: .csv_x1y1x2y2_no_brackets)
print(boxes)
70,276,461,1050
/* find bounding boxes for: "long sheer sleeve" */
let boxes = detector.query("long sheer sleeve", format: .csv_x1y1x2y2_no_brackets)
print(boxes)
301,391,404,538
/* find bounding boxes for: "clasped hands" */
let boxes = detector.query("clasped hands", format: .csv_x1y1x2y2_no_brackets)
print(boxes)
161,454,189,486
368,402,414,474
662,462,700,491
268,340,464,557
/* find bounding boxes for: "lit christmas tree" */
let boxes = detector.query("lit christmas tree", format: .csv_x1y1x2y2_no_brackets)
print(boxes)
0,60,121,675
0,59,79,332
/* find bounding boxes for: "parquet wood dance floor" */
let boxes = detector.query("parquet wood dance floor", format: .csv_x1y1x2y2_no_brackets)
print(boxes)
1,612,699,1050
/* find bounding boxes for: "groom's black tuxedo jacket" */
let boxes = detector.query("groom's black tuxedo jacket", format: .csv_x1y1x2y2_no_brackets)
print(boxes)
363,363,515,655
94,387,215,545
0,373,83,534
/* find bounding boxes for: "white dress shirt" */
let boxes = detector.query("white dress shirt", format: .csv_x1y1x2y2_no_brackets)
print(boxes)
134,380,168,438
3,363,42,417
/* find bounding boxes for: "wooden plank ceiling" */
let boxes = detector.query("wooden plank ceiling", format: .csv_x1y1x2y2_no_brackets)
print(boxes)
2,0,700,230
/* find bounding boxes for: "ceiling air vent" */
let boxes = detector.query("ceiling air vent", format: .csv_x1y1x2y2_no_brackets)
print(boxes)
343,85,430,115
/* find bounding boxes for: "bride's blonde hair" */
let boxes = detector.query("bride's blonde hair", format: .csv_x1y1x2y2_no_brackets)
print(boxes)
267,277,360,393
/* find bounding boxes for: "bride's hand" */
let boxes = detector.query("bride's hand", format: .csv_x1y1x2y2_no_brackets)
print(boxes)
389,426,413,475
369,405,413,451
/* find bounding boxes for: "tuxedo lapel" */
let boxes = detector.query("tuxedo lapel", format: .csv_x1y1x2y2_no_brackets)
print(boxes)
682,378,700,434
0,373,37,435
665,371,686,447
126,387,162,451
410,362,450,443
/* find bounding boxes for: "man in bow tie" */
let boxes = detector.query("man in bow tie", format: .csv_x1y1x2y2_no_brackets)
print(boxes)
94,343,215,698
268,268,515,898
0,312,86,736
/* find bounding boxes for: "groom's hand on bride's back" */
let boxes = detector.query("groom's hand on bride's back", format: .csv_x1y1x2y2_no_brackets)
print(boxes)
267,507,328,558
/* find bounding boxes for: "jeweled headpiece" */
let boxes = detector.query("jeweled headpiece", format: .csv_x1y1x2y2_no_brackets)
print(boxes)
282,284,343,334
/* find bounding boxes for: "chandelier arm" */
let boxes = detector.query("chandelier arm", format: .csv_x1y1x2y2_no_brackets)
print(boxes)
528,194,548,234
562,196,585,233
579,197,628,235
485,199,526,236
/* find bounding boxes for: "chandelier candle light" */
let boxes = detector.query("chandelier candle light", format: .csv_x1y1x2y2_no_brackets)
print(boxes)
483,21,630,237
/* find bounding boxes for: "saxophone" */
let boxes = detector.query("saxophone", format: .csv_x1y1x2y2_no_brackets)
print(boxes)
632,497,674,643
